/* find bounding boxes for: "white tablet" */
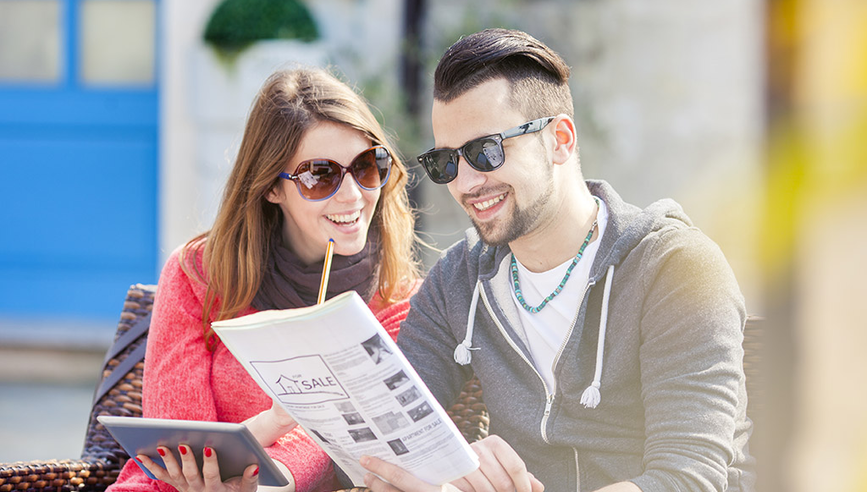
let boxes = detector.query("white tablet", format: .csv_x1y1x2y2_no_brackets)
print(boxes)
98,416,289,487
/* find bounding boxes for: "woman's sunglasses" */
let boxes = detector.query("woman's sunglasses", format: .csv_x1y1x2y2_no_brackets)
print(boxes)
279,145,392,201
416,116,554,184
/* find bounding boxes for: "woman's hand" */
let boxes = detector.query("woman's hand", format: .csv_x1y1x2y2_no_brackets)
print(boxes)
244,399,299,448
361,435,544,492
136,445,259,492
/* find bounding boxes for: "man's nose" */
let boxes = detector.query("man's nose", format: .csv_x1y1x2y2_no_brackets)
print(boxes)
450,156,486,194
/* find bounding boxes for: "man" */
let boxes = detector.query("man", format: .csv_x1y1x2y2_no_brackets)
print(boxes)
362,28,754,491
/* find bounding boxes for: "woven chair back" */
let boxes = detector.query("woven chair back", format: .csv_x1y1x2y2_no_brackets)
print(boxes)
81,284,155,489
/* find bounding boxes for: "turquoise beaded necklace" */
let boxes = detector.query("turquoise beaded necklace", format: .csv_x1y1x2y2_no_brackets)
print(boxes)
511,197,600,314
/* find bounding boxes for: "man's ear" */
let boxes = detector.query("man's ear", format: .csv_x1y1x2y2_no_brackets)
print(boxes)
550,115,577,165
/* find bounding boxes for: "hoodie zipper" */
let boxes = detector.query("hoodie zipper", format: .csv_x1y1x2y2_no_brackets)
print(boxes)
553,279,596,491
478,283,554,442
544,279,597,434
479,278,597,491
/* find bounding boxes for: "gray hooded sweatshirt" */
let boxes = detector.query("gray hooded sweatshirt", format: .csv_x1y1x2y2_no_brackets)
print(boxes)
397,180,755,491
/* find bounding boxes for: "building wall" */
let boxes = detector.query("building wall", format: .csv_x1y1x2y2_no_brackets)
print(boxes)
159,0,405,261
159,0,216,258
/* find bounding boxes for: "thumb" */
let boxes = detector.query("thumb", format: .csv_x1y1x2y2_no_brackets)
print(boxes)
241,464,259,492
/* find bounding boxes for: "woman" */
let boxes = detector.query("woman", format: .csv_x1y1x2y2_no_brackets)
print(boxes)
108,67,421,492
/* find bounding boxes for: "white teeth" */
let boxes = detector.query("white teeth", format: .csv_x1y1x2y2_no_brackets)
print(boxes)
327,210,361,224
473,193,506,211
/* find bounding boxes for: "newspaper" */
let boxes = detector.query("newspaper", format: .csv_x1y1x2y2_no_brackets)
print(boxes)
211,291,479,487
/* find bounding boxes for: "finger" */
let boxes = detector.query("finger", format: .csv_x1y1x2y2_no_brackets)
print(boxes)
135,454,173,483
200,447,222,487
178,444,204,488
527,472,545,492
495,441,533,492
240,463,260,492
447,476,475,492
360,455,437,492
470,436,532,492
461,467,499,492
360,456,401,492
155,446,187,486
363,471,403,492
441,483,468,492
463,443,507,492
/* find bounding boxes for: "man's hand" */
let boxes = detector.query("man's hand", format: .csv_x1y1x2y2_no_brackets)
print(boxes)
360,455,438,492
361,435,544,492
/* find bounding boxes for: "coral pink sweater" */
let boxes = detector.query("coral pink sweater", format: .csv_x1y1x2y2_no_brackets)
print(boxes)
108,246,414,492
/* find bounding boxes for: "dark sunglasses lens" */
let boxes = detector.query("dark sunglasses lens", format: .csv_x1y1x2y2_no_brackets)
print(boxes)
352,147,391,189
295,161,342,200
422,151,458,184
463,137,504,172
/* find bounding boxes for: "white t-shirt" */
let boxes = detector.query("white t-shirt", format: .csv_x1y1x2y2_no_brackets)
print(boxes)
509,198,609,392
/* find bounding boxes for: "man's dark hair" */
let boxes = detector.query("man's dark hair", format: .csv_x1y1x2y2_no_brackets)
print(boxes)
433,28,573,119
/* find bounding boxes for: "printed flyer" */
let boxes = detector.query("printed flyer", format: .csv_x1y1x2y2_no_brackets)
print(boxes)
212,291,479,486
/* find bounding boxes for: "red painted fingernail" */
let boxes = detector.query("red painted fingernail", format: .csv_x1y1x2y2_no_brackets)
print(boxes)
179,445,187,455
157,448,166,457
252,467,259,477
204,447,212,458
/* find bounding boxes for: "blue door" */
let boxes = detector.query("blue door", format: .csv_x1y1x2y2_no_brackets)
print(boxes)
0,0,159,323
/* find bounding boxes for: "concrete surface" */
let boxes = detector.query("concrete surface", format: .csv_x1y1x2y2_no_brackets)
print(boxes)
0,324,108,464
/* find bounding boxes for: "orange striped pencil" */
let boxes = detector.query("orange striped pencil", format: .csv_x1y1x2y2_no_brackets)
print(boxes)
317,239,335,304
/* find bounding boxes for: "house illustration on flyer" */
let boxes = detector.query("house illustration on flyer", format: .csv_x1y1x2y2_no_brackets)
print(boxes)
252,354,348,405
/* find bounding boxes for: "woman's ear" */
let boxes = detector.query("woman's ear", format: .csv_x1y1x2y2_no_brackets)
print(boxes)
265,184,283,204
550,115,577,165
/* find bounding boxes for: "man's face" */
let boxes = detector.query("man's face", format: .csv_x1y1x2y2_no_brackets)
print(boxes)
431,78,554,247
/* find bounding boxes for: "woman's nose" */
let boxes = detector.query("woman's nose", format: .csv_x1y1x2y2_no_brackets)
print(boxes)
332,170,364,201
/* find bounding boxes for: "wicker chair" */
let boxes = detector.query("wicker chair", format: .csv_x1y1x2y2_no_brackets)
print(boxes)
0,284,489,492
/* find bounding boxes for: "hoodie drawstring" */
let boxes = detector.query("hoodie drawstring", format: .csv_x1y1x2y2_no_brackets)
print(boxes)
454,264,615,408
580,264,615,409
454,281,481,365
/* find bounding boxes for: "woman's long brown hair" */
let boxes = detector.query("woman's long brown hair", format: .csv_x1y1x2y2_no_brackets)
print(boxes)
181,67,420,350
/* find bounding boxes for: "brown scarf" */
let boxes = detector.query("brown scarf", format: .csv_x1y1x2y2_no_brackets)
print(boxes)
252,226,380,310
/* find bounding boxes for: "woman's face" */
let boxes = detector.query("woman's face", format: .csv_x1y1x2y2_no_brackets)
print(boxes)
267,122,382,264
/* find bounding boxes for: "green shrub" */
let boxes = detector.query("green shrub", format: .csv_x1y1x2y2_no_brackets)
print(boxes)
203,0,319,56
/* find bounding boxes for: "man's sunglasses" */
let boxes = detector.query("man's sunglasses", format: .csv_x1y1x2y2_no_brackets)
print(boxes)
416,116,555,184
279,145,392,201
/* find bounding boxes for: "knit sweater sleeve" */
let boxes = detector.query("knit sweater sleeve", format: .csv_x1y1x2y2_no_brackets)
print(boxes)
265,430,339,492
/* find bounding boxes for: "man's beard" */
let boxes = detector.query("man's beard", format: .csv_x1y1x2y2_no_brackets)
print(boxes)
470,165,554,247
